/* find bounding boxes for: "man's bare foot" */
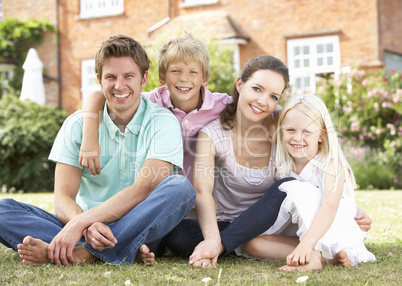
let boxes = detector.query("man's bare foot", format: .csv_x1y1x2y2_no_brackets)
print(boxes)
191,258,213,268
279,250,323,272
17,236,96,266
17,236,50,265
134,244,155,264
327,250,352,267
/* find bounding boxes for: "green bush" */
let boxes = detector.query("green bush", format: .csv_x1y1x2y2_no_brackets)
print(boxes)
0,94,68,192
316,68,401,189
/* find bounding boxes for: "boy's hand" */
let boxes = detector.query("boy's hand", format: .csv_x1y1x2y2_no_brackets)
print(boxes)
79,145,101,175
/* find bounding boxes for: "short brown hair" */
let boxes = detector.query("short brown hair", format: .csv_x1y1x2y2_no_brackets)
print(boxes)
95,34,151,80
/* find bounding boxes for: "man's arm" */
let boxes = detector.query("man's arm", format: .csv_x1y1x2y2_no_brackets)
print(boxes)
48,158,173,266
53,163,84,224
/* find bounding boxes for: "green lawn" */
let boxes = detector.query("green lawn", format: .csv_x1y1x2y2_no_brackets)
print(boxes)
0,190,401,285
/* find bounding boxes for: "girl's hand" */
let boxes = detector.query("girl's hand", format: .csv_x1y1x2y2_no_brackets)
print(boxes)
79,143,101,175
355,208,372,232
286,242,313,267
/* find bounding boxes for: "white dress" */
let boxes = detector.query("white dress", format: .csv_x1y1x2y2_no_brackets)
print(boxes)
261,155,376,266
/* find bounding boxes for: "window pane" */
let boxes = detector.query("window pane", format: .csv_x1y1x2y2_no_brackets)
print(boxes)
327,43,333,53
327,56,333,65
295,59,300,68
317,57,323,66
294,46,300,56
304,59,310,67
304,77,310,88
303,46,310,55
317,44,323,54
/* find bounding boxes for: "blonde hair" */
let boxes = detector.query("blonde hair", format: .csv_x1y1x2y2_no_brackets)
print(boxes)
276,94,356,190
157,32,210,79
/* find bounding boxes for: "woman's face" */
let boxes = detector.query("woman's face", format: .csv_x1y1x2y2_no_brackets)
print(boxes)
236,69,285,124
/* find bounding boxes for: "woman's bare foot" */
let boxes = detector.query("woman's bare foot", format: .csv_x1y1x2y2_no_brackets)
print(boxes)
17,236,50,265
279,250,323,272
134,244,155,264
327,250,352,267
191,258,213,268
17,236,96,266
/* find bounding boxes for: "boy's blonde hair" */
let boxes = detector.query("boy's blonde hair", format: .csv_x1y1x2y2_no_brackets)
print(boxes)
157,32,210,79
276,94,356,192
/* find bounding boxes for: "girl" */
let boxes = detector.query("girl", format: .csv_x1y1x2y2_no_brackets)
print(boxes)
244,94,376,271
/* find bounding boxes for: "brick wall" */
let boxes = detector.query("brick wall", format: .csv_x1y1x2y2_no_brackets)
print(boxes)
3,0,59,107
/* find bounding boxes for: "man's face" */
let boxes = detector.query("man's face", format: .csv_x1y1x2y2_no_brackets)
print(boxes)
98,56,147,122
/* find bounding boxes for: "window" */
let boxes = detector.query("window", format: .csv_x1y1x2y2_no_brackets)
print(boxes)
80,0,124,19
287,35,340,93
81,59,100,101
180,0,219,8
384,51,402,73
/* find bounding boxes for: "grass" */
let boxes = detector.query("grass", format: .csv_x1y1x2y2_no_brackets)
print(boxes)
0,190,401,285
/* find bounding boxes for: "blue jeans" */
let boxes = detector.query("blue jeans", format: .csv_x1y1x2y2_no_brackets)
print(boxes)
164,177,296,257
0,175,195,265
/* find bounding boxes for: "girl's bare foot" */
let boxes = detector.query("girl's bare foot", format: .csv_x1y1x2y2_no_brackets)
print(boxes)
327,250,352,267
17,236,50,265
279,250,323,272
134,244,155,264
191,258,213,268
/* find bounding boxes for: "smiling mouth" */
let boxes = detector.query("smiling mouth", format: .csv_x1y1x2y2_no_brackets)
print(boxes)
250,104,264,113
113,93,130,99
291,144,306,149
176,87,192,91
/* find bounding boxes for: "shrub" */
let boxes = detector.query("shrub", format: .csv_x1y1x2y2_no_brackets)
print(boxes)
0,94,68,192
316,68,401,189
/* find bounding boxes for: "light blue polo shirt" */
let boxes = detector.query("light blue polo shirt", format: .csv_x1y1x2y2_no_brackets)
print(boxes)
49,97,183,211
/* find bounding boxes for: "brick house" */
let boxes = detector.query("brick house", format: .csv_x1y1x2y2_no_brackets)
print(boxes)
1,0,401,114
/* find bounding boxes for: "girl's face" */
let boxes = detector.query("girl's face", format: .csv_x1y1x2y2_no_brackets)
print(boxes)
281,108,323,166
236,69,285,124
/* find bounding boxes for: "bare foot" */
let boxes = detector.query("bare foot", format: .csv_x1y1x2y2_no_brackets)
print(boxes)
17,236,50,265
134,244,155,264
279,250,323,272
191,258,213,268
17,236,96,266
327,250,352,267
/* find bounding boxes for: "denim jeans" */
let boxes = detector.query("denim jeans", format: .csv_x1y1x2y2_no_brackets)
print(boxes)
164,177,296,257
0,175,195,265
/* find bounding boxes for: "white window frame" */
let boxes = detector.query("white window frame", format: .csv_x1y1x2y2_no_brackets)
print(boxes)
0,0,3,22
180,0,219,8
287,35,340,93
81,59,100,102
79,0,124,19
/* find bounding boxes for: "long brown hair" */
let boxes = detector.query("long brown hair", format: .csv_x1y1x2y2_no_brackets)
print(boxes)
220,55,289,129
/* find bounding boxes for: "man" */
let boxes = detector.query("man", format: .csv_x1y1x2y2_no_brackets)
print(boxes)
0,34,195,266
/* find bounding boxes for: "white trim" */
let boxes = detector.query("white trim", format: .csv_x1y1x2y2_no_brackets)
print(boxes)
81,59,100,101
79,0,124,19
287,35,340,93
180,0,219,8
147,17,171,35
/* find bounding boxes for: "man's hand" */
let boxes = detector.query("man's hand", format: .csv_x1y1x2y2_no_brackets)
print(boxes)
47,217,84,266
355,208,372,232
189,239,223,268
85,222,117,250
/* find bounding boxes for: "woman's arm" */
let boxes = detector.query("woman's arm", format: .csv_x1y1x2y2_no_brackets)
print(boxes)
188,132,222,267
80,90,106,175
286,159,344,267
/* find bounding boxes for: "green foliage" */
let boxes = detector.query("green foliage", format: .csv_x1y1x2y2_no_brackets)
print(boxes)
0,93,68,192
316,69,402,189
143,39,236,95
0,18,56,92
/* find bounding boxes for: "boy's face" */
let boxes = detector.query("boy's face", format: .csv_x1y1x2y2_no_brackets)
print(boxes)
159,61,209,111
98,56,147,121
